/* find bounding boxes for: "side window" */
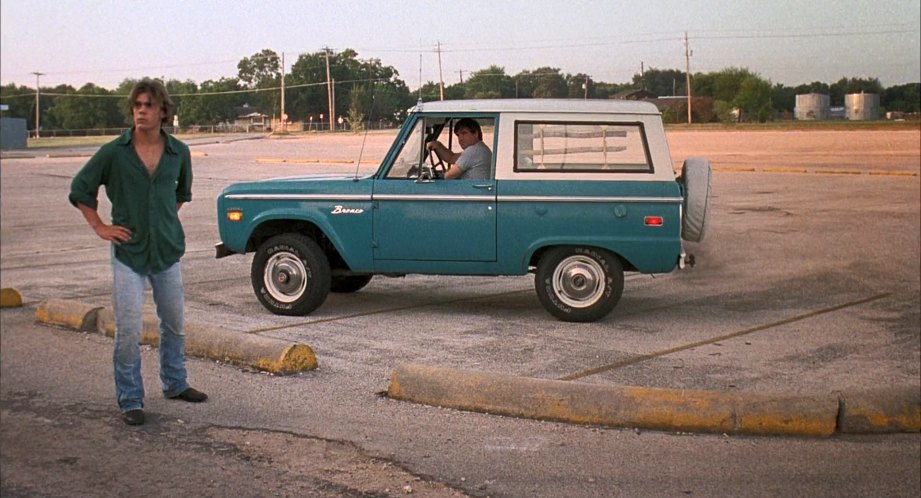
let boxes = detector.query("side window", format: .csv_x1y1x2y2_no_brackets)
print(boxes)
385,116,497,180
515,122,652,173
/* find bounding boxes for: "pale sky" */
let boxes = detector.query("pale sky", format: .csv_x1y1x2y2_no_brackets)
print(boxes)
1,0,919,91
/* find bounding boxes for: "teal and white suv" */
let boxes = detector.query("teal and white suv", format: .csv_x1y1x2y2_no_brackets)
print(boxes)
216,99,711,322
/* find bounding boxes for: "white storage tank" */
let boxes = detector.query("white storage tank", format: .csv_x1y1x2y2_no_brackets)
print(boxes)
794,93,829,120
845,92,880,120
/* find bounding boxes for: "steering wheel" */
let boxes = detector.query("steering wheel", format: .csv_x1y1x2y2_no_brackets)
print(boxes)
428,148,447,179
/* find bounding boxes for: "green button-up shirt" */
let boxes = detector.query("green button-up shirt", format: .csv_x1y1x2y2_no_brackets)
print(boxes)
69,128,193,274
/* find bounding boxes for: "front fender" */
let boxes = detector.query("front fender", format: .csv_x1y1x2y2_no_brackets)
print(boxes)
219,200,374,271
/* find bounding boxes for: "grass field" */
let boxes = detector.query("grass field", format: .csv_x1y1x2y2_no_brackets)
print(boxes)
25,133,216,149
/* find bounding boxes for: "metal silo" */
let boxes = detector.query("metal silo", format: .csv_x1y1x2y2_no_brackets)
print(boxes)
845,93,880,120
794,93,829,120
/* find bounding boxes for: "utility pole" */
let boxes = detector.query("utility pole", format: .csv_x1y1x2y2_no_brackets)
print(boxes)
458,70,464,85
584,75,589,99
684,32,692,125
32,71,44,138
280,52,286,132
436,41,445,101
640,62,645,90
325,48,335,131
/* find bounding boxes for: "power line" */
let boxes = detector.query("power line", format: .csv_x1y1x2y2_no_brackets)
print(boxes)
5,22,915,84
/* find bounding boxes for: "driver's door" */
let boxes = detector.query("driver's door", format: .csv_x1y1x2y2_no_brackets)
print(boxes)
372,116,497,262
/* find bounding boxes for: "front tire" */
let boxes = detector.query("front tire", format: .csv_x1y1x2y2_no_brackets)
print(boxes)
535,246,624,322
251,234,331,316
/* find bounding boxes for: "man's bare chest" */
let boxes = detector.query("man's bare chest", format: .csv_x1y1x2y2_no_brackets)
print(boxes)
134,143,164,175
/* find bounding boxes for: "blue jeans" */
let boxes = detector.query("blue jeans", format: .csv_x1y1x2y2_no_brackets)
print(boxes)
111,252,188,412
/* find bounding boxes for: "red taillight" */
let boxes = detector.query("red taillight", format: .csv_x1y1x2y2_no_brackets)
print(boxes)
644,216,664,227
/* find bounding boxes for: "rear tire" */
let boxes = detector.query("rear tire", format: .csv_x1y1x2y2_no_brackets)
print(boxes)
535,246,624,322
251,234,330,316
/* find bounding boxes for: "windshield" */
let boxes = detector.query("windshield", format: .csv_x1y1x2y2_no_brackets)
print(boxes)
386,119,426,179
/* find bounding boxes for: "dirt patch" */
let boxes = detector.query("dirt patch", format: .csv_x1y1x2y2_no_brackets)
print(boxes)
0,391,467,498
666,129,921,172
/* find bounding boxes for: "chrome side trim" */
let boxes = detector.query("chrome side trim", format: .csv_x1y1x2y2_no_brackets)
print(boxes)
224,194,371,201
225,193,683,204
498,196,684,204
372,194,495,202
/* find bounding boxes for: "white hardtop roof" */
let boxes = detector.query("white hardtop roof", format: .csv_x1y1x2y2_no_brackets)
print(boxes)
409,98,660,115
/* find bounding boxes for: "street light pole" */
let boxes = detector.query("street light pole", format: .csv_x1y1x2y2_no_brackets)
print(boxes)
32,71,45,138
684,32,692,125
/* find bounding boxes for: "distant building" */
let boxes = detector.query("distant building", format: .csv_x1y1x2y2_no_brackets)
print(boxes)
794,93,830,120
845,93,880,120
234,104,268,131
612,88,657,101
1,117,28,150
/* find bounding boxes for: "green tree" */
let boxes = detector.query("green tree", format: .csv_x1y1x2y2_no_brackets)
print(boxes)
182,77,245,125
440,82,467,101
693,67,759,102
45,83,122,130
793,81,831,95
346,85,368,132
0,83,39,129
464,66,514,99
566,73,594,99
772,83,796,113
734,76,773,122
713,100,736,124
829,77,883,105
530,67,566,98
288,48,412,126
238,49,281,88
592,81,630,99
882,83,920,113
633,68,686,96
416,81,442,102
511,71,535,99
237,49,281,117
164,79,199,128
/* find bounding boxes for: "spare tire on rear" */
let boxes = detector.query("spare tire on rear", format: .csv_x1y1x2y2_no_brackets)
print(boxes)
679,158,712,243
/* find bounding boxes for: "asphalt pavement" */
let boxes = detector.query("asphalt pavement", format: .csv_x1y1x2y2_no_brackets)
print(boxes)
1,130,919,496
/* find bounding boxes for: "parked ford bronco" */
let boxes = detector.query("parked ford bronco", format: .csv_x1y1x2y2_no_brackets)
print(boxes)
216,99,710,322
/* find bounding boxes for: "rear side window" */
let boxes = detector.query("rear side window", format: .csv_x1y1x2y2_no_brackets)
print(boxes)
515,122,652,173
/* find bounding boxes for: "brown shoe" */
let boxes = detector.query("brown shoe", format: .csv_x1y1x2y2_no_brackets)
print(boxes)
168,387,208,403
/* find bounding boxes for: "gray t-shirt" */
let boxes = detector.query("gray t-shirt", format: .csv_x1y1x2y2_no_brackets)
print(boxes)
455,141,491,179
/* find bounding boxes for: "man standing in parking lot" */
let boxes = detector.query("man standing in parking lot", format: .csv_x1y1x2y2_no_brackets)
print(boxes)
426,118,491,179
69,78,207,426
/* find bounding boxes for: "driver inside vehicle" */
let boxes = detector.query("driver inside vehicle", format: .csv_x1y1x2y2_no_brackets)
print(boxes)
425,118,491,179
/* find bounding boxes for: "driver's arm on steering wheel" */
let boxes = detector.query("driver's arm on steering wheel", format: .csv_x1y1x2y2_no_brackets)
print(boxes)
426,140,461,164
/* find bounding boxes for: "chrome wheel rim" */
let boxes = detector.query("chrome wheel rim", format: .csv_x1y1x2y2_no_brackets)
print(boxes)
552,255,605,308
264,252,308,303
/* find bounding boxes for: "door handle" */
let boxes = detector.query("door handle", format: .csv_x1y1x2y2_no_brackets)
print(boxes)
473,184,494,191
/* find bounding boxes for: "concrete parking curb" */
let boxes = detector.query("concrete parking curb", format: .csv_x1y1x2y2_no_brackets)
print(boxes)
34,298,102,330
1,288,23,308
388,364,921,437
837,388,921,433
35,299,317,375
